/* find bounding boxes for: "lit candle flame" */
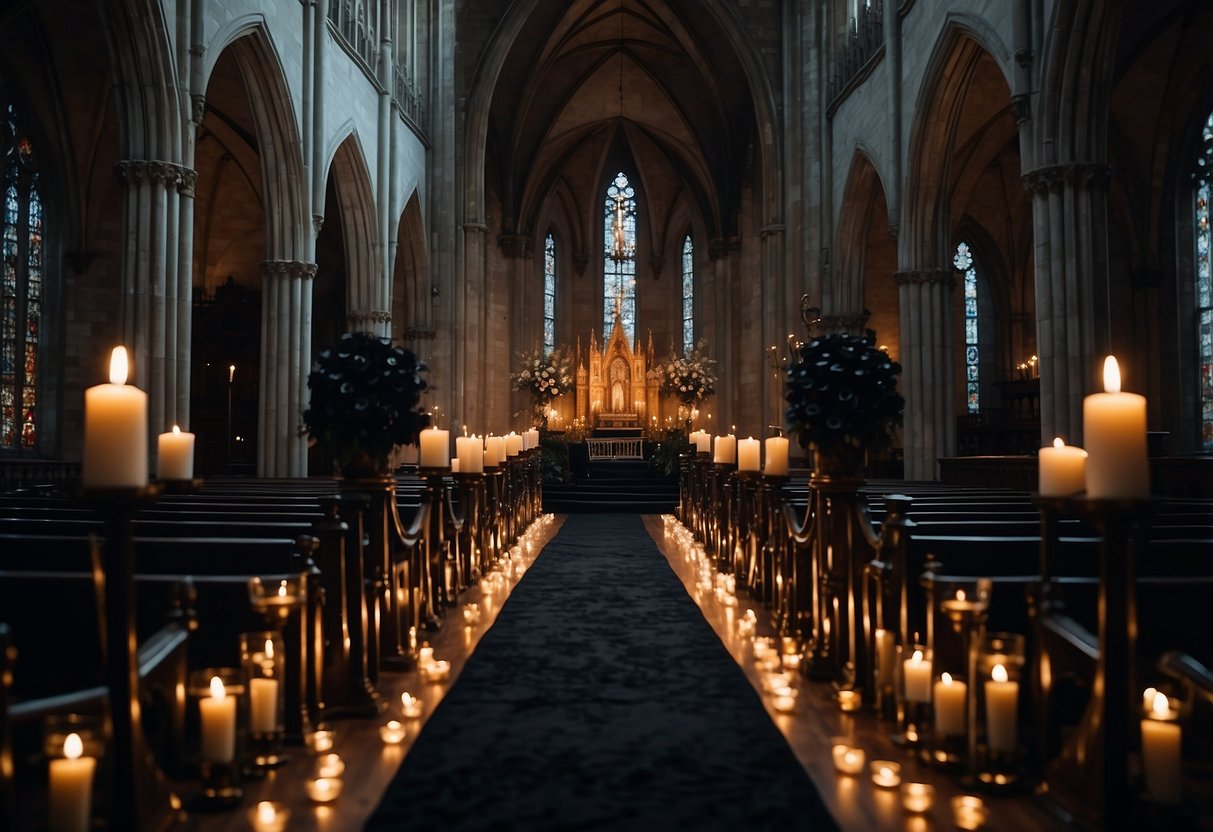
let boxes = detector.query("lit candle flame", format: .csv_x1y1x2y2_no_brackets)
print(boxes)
992,663,1008,683
64,732,83,760
278,580,288,598
257,802,278,823
911,649,923,663
1143,686,1157,707
956,589,966,602
171,425,181,436
1053,436,1064,449
1151,691,1170,717
264,638,274,659
210,675,226,701
941,672,953,685
1103,355,1121,394
109,346,129,385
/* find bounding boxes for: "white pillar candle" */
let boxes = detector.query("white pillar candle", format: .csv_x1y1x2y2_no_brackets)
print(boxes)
419,426,450,468
1038,437,1087,496
456,436,483,474
934,672,967,736
764,436,789,476
713,434,736,464
506,433,523,457
1141,691,1182,805
903,649,932,703
1083,355,1149,498
249,676,279,734
157,424,195,480
83,346,148,489
737,437,760,471
199,675,237,763
984,663,1019,753
48,733,95,832
694,431,711,454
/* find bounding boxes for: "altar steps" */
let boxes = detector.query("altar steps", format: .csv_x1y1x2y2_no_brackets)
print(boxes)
543,460,679,514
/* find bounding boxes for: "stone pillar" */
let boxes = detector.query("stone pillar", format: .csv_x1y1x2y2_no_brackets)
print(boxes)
459,223,490,431
259,260,317,477
113,160,196,437
761,225,786,435
894,268,955,481
1023,163,1111,446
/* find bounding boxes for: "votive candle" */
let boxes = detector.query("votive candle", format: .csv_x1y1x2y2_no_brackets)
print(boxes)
934,672,967,737
831,741,865,775
157,425,195,480
984,664,1019,753
198,675,236,763
1038,437,1086,496
48,733,95,832
870,760,902,788
1140,691,1182,805
901,782,935,813
903,649,932,703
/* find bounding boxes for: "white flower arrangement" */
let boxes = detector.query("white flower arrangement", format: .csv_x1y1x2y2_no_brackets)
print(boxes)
655,339,717,404
512,346,574,407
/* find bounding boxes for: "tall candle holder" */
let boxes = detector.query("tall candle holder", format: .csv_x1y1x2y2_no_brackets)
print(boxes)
240,631,286,772
976,631,1025,789
187,668,245,808
418,467,452,613
938,578,990,783
246,575,309,740
454,471,486,583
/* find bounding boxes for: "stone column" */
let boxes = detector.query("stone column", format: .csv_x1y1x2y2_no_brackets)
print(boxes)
113,160,196,437
1023,163,1111,445
459,223,490,431
761,225,786,434
259,260,317,476
894,268,955,481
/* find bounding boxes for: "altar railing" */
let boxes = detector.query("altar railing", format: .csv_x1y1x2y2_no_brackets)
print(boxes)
587,438,643,460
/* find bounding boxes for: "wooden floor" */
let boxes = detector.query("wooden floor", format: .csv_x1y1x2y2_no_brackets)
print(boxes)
181,511,1068,831
180,516,564,832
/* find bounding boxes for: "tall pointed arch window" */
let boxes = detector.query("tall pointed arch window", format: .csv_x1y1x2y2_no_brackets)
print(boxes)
543,232,557,356
2,102,42,449
954,241,979,414
603,171,636,343
1195,110,1213,450
681,234,694,354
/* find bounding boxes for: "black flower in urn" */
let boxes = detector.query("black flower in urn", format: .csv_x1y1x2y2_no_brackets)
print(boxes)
785,332,903,460
303,332,430,470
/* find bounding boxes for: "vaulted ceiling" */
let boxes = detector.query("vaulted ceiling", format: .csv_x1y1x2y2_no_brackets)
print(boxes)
481,0,760,244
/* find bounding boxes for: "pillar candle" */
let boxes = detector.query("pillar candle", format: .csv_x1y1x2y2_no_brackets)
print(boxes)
83,346,148,489
157,424,195,480
713,434,736,464
507,433,523,457
691,431,710,454
764,436,789,476
984,663,1019,753
450,458,460,473
737,437,760,471
199,675,237,763
934,673,967,736
419,426,450,468
1141,691,1182,805
1038,436,1086,496
48,733,95,832
903,649,932,703
249,677,279,734
1083,355,1149,498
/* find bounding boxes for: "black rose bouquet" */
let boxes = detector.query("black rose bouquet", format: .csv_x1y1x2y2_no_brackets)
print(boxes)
303,332,430,467
785,332,903,455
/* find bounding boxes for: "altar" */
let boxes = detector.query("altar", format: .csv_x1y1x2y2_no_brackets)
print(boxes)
575,301,661,430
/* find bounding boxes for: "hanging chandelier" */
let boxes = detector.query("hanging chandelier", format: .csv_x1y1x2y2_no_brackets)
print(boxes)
609,4,635,264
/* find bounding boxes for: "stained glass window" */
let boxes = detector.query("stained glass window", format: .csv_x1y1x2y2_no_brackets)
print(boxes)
1196,110,1213,450
2,102,41,450
954,240,979,414
603,172,636,344
543,232,556,356
681,234,694,354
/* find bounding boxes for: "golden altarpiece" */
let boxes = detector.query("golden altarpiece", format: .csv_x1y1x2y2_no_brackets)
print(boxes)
573,302,661,430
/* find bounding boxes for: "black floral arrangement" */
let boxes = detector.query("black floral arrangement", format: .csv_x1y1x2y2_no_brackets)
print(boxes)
785,332,903,455
303,332,430,467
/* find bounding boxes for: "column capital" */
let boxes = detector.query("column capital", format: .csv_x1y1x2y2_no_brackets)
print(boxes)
261,260,318,279
1022,162,1111,194
893,268,955,289
759,223,786,240
349,309,393,325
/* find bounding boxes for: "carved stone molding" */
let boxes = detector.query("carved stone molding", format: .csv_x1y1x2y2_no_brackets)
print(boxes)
1022,162,1111,194
313,215,325,235
497,233,533,259
403,327,437,341
261,260,318,280
1011,93,1030,125
177,168,197,197
816,311,871,336
349,309,393,325
191,94,206,124
113,160,197,194
893,268,955,289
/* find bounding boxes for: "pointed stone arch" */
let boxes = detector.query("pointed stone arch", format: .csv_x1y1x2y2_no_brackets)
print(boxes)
834,147,891,314
393,189,432,346
325,128,381,335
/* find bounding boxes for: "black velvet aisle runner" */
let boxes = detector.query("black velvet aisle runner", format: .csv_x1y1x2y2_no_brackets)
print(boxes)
366,514,838,832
